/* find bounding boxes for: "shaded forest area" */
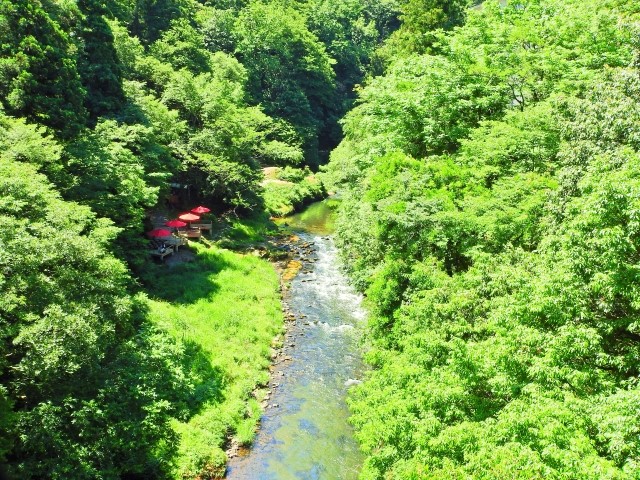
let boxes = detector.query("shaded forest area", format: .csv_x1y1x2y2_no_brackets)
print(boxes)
324,0,640,478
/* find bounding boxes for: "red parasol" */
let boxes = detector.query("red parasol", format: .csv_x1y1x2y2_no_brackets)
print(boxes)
165,219,187,228
191,205,210,214
178,213,200,222
147,228,172,238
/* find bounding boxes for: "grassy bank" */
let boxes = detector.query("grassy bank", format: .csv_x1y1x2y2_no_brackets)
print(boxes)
145,243,283,478
213,213,278,250
262,167,326,217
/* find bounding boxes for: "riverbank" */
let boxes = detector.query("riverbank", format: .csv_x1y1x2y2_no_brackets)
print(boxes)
142,200,362,479
144,242,284,479
223,232,317,461
140,210,331,479
261,166,326,217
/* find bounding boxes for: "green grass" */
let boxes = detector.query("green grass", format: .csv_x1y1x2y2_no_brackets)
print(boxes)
214,213,278,249
145,243,283,478
263,177,326,217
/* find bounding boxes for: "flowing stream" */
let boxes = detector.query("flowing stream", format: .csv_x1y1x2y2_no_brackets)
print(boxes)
226,200,365,479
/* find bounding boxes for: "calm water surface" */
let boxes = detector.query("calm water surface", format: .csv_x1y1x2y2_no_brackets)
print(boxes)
226,199,365,480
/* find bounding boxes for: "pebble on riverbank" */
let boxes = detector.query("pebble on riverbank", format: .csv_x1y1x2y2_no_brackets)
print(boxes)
281,259,302,282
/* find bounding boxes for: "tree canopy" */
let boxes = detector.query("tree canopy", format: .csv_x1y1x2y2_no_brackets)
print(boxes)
324,0,640,478
0,114,189,478
0,0,397,477
6,0,638,477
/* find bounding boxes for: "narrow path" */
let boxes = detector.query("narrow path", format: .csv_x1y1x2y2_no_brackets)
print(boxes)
226,202,365,479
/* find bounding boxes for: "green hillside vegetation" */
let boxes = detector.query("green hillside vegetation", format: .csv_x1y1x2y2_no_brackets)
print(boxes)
324,0,640,478
262,167,326,217
0,0,397,478
5,0,640,478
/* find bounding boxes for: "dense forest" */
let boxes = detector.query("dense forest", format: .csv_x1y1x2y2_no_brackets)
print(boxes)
3,0,640,478
324,0,640,478
0,0,395,478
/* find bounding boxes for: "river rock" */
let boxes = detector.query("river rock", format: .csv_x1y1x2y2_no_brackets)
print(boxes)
344,379,362,387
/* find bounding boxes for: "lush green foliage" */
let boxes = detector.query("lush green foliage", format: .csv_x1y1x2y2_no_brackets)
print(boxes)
0,0,398,477
0,0,87,137
0,120,186,478
262,167,326,216
234,1,336,163
146,243,282,478
324,0,640,478
6,0,640,477
387,0,470,54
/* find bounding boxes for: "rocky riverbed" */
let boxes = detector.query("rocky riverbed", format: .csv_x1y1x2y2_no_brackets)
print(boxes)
226,200,366,480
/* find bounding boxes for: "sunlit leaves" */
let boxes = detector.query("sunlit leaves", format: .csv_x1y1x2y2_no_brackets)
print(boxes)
0,155,184,477
234,1,336,161
330,0,640,478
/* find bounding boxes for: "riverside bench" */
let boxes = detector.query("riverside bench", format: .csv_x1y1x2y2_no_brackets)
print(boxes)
150,245,174,261
158,235,187,252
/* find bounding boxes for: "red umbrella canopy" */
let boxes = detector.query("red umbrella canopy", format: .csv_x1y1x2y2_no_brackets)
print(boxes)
165,219,187,227
178,213,200,222
191,205,210,214
148,228,172,238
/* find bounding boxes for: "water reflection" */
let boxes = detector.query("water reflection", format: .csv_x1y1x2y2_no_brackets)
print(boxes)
273,198,340,235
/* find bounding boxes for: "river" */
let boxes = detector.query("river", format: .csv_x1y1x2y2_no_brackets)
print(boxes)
225,200,366,480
